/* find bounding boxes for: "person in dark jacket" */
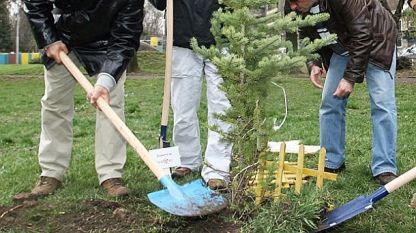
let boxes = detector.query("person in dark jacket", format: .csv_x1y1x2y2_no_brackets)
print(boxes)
288,0,398,185
149,0,232,190
22,0,144,197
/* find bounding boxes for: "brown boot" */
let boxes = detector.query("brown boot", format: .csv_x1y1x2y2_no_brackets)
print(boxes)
171,167,192,179
375,172,397,185
207,179,226,190
31,176,61,196
101,178,129,197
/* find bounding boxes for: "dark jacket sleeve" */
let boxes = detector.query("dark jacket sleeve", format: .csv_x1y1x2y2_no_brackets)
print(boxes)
100,0,144,81
332,0,372,84
149,0,166,10
23,0,59,48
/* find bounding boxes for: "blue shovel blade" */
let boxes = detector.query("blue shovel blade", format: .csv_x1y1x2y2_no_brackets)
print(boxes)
148,177,227,217
319,195,373,231
318,187,389,231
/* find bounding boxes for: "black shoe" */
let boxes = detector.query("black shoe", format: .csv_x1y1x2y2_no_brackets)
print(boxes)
324,163,346,173
374,172,397,185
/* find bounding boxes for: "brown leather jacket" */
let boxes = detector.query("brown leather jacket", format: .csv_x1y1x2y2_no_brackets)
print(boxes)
303,0,397,83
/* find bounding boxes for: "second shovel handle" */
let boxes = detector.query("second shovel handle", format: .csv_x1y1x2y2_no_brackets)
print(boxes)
385,167,416,193
160,0,174,126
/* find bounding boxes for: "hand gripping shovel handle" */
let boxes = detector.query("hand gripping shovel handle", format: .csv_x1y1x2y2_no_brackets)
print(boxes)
159,0,174,148
59,51,169,180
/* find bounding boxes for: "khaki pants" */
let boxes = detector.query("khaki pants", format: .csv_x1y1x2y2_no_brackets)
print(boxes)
38,52,126,184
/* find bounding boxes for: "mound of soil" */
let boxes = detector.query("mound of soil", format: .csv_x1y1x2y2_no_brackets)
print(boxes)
0,199,240,232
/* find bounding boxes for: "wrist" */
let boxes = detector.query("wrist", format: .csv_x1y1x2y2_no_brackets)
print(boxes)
342,77,355,86
96,73,116,92
44,41,63,51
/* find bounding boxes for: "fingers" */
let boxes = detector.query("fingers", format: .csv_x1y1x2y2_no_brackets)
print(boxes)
333,87,349,97
333,78,353,97
310,73,324,89
45,42,68,64
310,75,324,89
87,86,110,111
310,66,324,89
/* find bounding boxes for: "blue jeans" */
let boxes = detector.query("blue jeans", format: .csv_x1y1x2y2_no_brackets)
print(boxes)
320,52,397,176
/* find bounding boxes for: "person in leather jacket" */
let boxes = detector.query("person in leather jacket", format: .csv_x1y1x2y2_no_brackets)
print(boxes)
22,0,144,197
149,0,232,190
289,0,398,185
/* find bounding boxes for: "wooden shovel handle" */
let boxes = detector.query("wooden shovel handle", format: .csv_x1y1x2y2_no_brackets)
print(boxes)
59,51,168,180
160,0,173,127
385,167,416,193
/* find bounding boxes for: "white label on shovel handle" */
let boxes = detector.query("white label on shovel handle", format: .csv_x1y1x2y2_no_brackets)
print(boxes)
149,146,181,169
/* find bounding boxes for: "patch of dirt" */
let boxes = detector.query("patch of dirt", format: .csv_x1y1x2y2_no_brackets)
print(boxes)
127,71,164,80
397,67,416,84
0,199,240,232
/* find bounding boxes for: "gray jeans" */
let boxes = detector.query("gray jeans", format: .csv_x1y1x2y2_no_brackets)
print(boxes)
171,46,232,183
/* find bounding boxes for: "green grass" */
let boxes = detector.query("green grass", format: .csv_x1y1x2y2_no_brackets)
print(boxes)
137,50,165,74
0,51,165,76
0,64,44,75
1,55,416,232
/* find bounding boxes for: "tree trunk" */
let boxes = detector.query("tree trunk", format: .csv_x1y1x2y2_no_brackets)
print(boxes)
394,0,406,26
127,51,140,73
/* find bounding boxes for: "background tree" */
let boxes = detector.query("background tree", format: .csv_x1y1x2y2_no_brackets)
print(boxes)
7,0,37,53
127,51,140,73
18,10,37,51
192,0,335,206
143,0,164,37
0,0,13,52
382,0,409,27
402,6,416,39
129,0,165,73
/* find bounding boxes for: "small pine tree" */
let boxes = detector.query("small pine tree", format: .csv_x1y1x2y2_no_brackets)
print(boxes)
192,0,335,205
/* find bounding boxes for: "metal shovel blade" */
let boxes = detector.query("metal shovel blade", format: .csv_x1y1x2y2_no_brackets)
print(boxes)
148,176,227,216
318,195,373,231
317,187,389,231
159,125,170,148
